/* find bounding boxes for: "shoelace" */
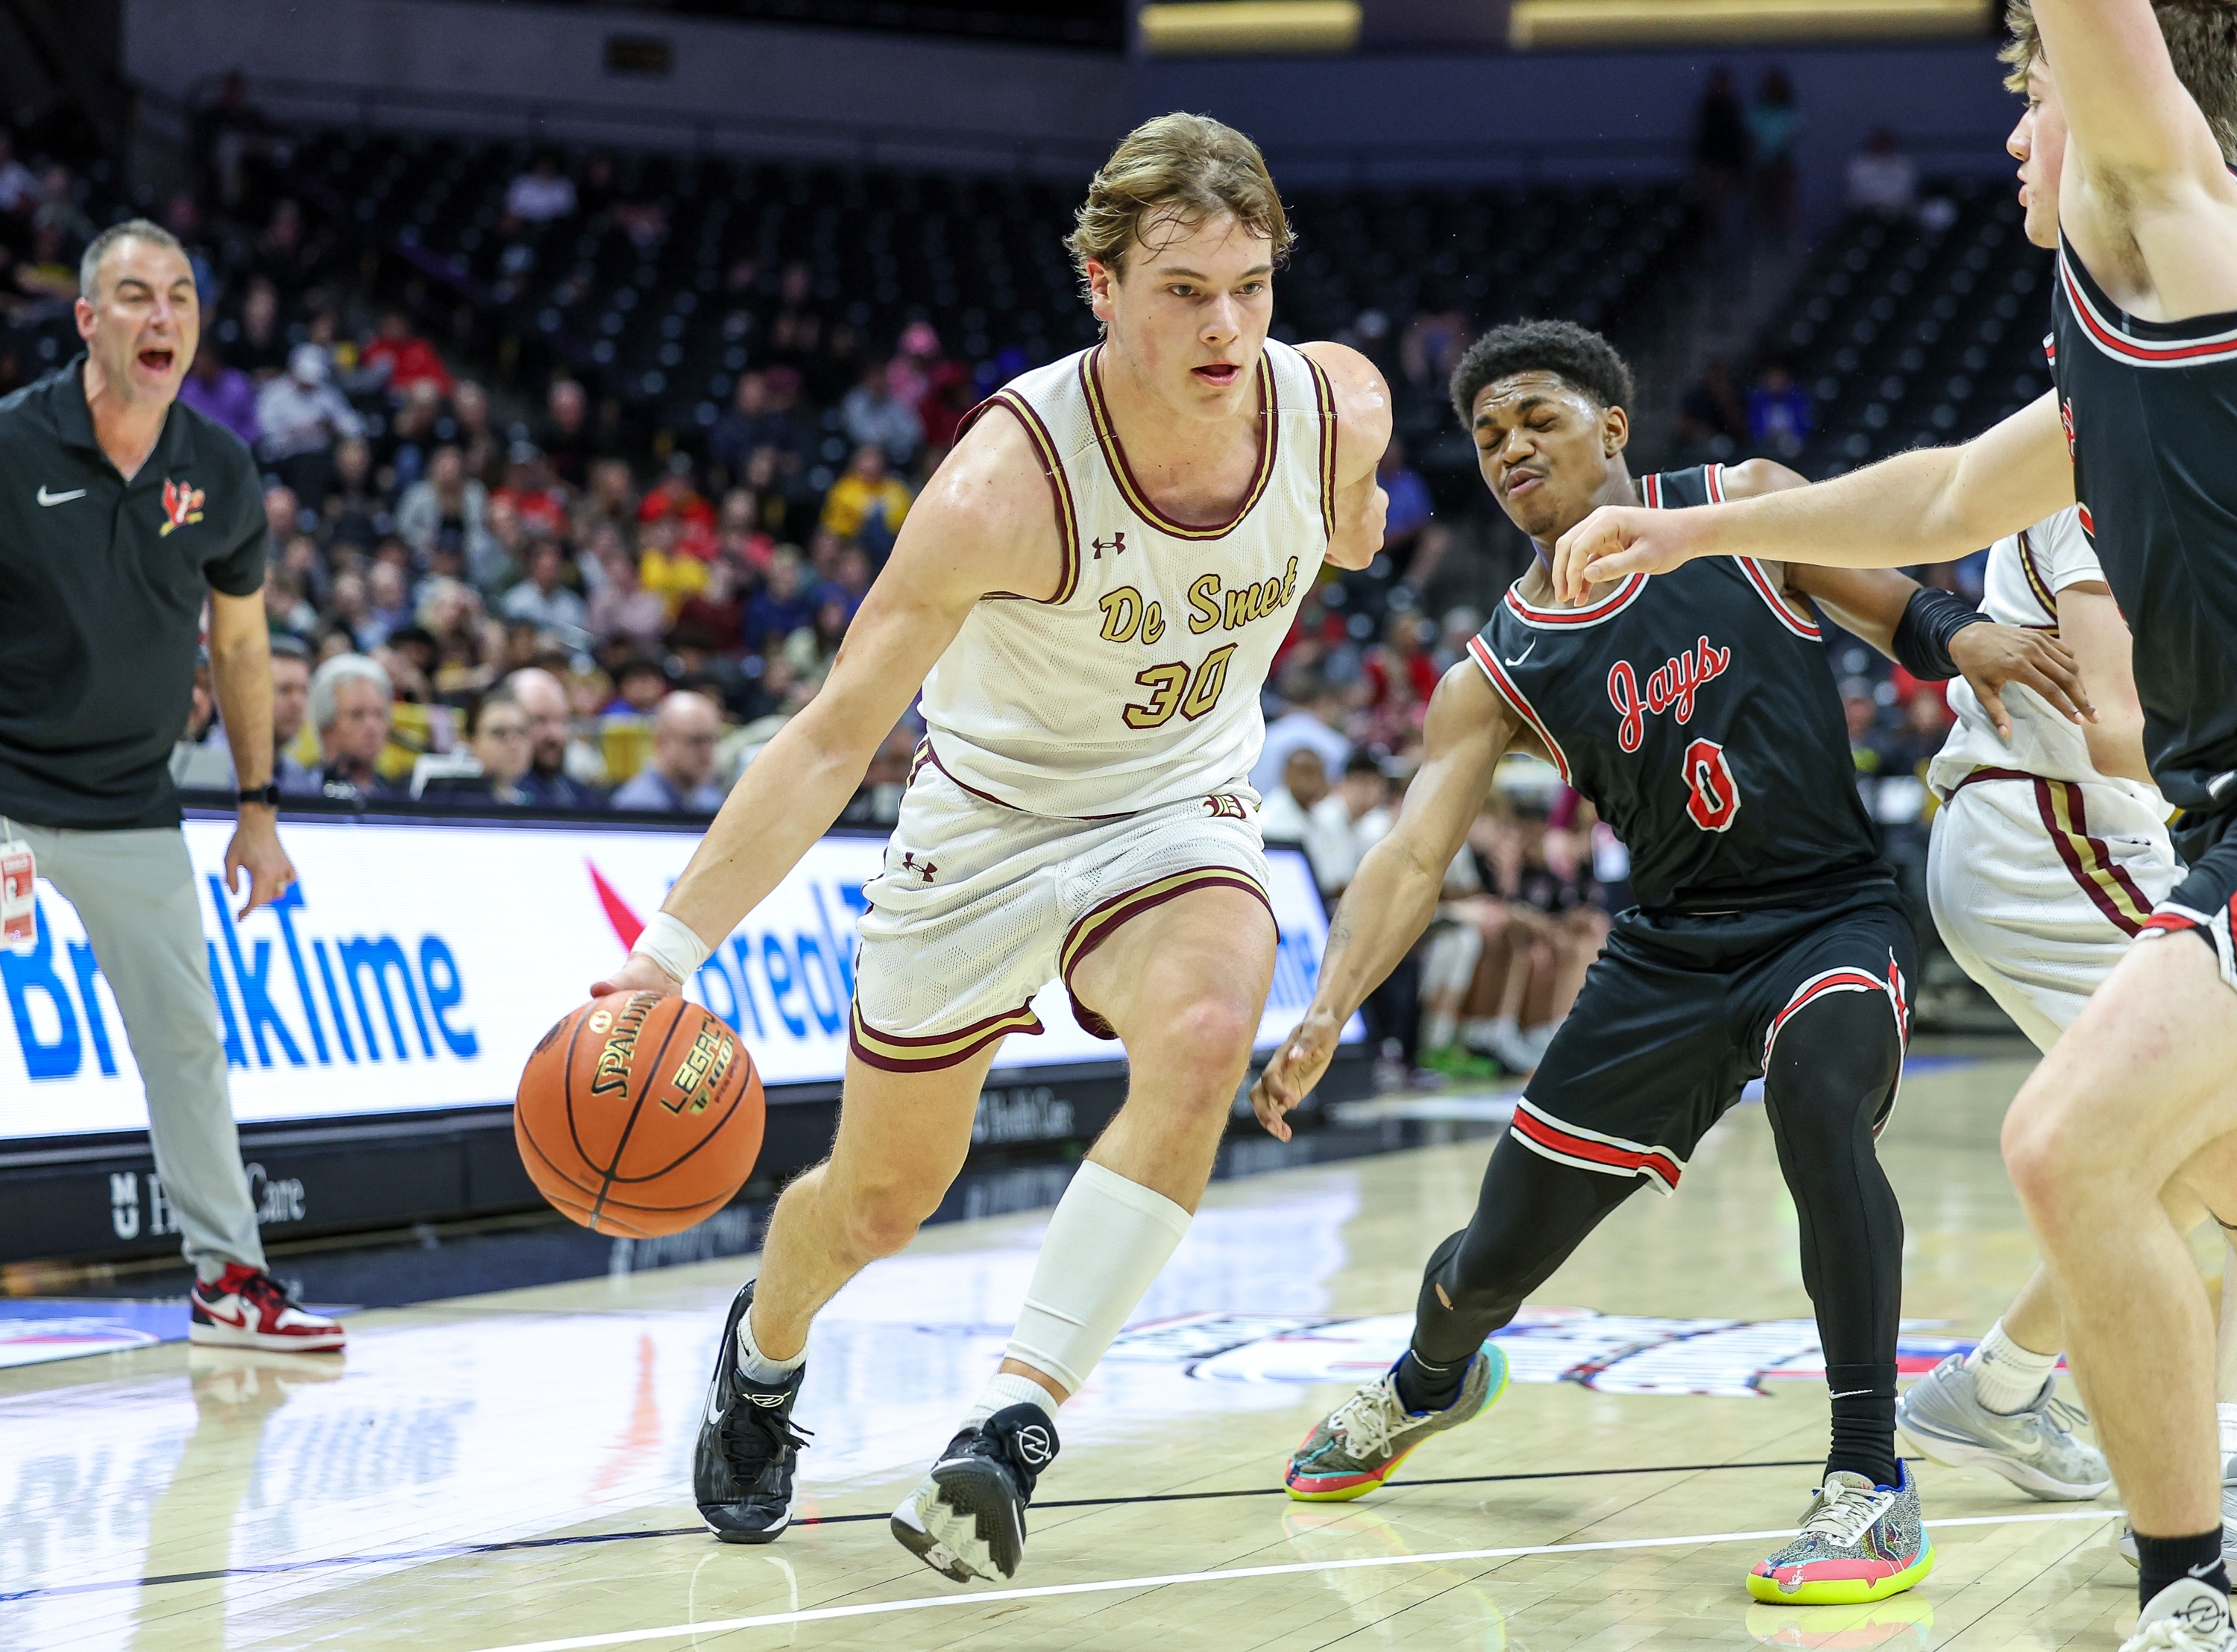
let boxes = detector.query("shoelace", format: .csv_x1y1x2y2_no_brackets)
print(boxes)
1796,1481,1895,1548
719,1399,813,1478
2039,1394,2091,1434
1327,1377,1406,1463
235,1272,296,1316
2124,1614,2233,1652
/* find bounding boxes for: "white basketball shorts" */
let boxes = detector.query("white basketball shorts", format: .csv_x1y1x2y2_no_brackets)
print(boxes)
848,758,1274,1073
1926,769,2179,1050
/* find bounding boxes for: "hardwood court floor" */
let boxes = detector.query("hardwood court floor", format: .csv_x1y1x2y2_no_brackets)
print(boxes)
4,1053,2220,1652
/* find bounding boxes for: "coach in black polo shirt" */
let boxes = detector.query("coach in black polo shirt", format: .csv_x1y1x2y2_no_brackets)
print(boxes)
0,219,342,1352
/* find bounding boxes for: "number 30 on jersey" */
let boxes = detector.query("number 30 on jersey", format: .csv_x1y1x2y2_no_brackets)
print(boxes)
1124,645,1239,729
1683,738,1742,832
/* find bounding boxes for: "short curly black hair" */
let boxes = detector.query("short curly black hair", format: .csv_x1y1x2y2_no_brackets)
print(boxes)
1448,319,1637,426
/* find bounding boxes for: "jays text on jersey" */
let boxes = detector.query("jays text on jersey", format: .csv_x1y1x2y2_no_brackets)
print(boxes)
1469,464,1886,913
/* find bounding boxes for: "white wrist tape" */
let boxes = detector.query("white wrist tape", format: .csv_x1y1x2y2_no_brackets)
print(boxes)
633,911,711,985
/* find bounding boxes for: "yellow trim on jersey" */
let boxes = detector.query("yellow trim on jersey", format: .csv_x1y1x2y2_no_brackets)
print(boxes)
848,998,1045,1071
1079,345,1279,540
1057,866,1274,986
2016,526,2060,624
1303,353,1338,540
2039,777,2156,933
983,389,1081,606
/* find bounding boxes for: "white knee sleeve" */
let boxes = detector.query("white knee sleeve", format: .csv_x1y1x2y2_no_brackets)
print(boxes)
1004,1160,1192,1395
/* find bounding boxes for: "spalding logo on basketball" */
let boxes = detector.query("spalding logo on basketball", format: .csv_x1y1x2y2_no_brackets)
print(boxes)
515,990,766,1238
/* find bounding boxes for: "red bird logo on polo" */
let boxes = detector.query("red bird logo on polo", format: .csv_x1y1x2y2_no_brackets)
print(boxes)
160,478,204,537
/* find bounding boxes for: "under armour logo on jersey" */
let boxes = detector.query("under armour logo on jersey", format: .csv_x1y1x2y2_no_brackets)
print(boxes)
899,852,937,882
1091,531,1126,559
1012,1423,1054,1466
1606,635,1732,752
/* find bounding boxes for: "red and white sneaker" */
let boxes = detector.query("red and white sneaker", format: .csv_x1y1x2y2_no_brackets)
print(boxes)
188,1264,345,1352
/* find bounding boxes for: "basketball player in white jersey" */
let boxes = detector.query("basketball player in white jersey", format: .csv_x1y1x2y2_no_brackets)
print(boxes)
591,113,1391,1583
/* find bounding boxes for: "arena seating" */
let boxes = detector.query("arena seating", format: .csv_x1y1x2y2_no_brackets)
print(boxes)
280,130,1699,470
1754,180,2055,478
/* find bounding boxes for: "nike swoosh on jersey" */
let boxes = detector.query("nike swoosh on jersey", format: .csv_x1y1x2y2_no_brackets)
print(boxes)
36,486,86,505
1504,641,1535,667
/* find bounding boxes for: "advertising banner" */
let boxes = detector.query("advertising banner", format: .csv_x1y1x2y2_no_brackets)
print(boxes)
0,818,1351,1141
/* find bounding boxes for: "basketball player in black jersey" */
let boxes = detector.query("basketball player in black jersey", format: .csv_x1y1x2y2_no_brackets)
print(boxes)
1255,320,2087,1606
1556,6,2237,1642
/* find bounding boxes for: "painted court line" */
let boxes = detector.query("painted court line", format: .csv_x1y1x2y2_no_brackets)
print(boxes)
459,1508,2123,1652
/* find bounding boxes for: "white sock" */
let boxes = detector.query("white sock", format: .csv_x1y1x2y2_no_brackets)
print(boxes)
1424,1010,1458,1050
2218,1402,2237,1463
735,1293,808,1387
1966,1318,2059,1415
1002,1160,1192,1395
964,1370,1057,1432
1462,1017,1497,1044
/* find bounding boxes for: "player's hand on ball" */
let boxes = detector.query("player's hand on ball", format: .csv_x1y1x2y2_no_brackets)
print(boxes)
1949,622,2095,740
1253,1012,1342,1142
1553,505,1699,605
589,950,683,1000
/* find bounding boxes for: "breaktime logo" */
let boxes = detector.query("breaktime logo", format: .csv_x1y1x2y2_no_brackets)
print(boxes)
1,878,477,1082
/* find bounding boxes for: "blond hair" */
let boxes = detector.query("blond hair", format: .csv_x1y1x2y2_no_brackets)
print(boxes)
1064,113,1291,295
2003,0,2237,163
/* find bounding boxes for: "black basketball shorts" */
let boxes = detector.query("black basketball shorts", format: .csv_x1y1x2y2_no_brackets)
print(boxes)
2142,807,2237,992
1513,883,1917,1196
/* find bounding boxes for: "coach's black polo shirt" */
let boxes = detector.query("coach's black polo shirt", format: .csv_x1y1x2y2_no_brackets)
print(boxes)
0,356,267,830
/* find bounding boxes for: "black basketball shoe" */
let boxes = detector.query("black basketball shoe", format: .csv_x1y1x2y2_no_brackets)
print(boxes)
694,1281,811,1543
890,1402,1060,1582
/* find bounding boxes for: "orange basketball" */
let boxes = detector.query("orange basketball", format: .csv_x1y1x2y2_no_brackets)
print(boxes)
514,991,764,1238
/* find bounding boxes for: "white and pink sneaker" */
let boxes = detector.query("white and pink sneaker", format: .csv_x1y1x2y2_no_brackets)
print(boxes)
188,1264,345,1352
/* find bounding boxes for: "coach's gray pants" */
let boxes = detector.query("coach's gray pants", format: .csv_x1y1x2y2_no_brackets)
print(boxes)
5,819,265,1279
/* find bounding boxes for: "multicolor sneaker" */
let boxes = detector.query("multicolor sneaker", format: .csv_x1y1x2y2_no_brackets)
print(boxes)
2121,1577,2237,1651
188,1264,344,1352
2116,1456,2237,1569
1747,1462,1934,1606
1895,1353,2109,1499
1285,1344,1511,1502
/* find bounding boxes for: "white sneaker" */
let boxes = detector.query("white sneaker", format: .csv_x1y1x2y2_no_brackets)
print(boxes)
1895,1353,2109,1498
2122,1577,2237,1651
2116,1457,2237,1570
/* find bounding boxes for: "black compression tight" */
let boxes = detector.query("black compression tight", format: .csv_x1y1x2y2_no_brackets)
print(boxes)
1410,989,1907,1485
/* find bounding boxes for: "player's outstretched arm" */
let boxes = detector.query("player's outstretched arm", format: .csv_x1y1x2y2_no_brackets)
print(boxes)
593,413,1060,996
1251,662,1514,1139
2033,1,2231,191
1551,392,2074,602
1299,340,1394,571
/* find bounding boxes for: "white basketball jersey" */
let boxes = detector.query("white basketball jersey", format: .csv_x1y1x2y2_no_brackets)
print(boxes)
917,339,1338,818
1928,506,2166,811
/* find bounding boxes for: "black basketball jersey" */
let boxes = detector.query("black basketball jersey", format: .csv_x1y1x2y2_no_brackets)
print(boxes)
1470,464,1886,912
2050,234,2237,814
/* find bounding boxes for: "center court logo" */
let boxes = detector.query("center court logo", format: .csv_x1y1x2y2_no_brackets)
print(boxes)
1105,1308,1986,1399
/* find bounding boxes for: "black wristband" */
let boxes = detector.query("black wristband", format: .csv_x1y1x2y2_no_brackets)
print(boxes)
236,784,280,807
1891,587,1989,681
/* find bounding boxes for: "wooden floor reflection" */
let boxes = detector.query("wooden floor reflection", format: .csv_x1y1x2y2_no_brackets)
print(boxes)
3,1053,2201,1651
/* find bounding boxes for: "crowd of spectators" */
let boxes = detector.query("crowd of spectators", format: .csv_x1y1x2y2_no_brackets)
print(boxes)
0,93,1996,1071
